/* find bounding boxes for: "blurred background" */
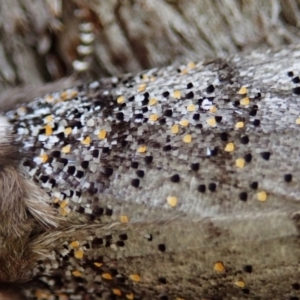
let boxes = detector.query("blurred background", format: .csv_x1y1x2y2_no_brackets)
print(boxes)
0,0,300,105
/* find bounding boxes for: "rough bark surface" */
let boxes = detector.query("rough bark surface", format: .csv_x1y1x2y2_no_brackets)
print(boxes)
1,0,300,97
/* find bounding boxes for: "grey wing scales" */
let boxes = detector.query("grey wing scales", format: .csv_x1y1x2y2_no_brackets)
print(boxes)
6,46,300,299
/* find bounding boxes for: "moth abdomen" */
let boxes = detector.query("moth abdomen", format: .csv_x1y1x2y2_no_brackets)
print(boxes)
0,116,59,284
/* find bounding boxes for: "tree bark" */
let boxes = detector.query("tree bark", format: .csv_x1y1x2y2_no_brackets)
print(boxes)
1,0,300,97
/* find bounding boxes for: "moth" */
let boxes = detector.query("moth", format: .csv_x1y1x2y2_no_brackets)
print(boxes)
1,45,300,300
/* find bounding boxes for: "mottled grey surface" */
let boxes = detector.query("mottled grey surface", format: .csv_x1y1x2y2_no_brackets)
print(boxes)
4,45,300,299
